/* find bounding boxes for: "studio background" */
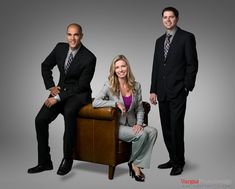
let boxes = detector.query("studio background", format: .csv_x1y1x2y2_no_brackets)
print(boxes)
0,0,234,188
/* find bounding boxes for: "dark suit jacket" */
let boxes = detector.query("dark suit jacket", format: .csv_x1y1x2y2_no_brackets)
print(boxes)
150,27,198,101
41,42,96,102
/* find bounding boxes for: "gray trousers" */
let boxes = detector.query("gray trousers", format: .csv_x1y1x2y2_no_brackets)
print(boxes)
119,125,157,169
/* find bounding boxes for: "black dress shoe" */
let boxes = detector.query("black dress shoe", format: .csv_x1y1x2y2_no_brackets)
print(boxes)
57,158,73,176
28,163,53,174
158,161,173,169
170,166,183,176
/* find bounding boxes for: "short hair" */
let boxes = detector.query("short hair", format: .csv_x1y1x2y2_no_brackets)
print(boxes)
66,23,83,33
162,7,179,18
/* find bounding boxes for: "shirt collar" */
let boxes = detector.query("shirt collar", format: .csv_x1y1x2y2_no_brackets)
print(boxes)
68,45,81,57
166,26,178,37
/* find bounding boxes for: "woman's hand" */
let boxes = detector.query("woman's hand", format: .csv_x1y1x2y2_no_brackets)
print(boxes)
132,124,144,135
116,102,126,114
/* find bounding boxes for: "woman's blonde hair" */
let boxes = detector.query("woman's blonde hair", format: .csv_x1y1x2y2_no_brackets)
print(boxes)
108,55,136,97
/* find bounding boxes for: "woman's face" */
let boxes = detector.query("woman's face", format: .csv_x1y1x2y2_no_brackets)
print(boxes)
114,60,128,79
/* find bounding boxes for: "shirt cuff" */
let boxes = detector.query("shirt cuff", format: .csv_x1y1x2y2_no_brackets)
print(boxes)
54,94,61,101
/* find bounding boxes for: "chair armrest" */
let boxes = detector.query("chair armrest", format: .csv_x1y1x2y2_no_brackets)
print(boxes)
78,101,150,123
78,103,117,121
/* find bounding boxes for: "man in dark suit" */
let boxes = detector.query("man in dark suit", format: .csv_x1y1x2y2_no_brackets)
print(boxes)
150,7,198,175
28,23,96,176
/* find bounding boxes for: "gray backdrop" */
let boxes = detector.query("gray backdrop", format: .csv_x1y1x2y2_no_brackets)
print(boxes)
0,0,234,188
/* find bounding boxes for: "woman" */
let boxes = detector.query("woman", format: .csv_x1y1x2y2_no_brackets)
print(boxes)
92,55,157,182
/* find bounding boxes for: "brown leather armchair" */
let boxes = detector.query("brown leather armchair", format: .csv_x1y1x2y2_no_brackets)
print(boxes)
73,101,150,179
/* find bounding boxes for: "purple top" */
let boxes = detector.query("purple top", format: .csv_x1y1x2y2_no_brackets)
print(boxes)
122,95,132,111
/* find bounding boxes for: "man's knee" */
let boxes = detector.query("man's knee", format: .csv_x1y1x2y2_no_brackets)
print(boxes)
64,107,77,119
35,110,54,128
35,113,45,127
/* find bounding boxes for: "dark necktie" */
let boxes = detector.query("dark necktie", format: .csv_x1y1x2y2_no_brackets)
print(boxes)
64,52,73,74
164,34,172,59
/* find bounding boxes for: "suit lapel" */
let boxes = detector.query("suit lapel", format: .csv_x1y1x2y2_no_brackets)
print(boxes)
166,28,181,59
159,36,166,62
128,94,134,112
65,45,83,75
58,44,69,74
119,93,125,105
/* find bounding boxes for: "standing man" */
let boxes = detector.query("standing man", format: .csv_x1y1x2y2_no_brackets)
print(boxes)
28,23,96,176
150,7,198,175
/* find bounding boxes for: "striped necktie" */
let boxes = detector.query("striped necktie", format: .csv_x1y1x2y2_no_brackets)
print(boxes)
164,34,172,59
64,52,73,74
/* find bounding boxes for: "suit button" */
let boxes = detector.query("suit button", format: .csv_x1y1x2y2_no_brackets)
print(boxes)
163,63,166,66
163,76,166,79
64,88,67,91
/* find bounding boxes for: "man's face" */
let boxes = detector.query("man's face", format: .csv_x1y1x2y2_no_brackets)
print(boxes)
66,25,83,50
162,11,178,31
